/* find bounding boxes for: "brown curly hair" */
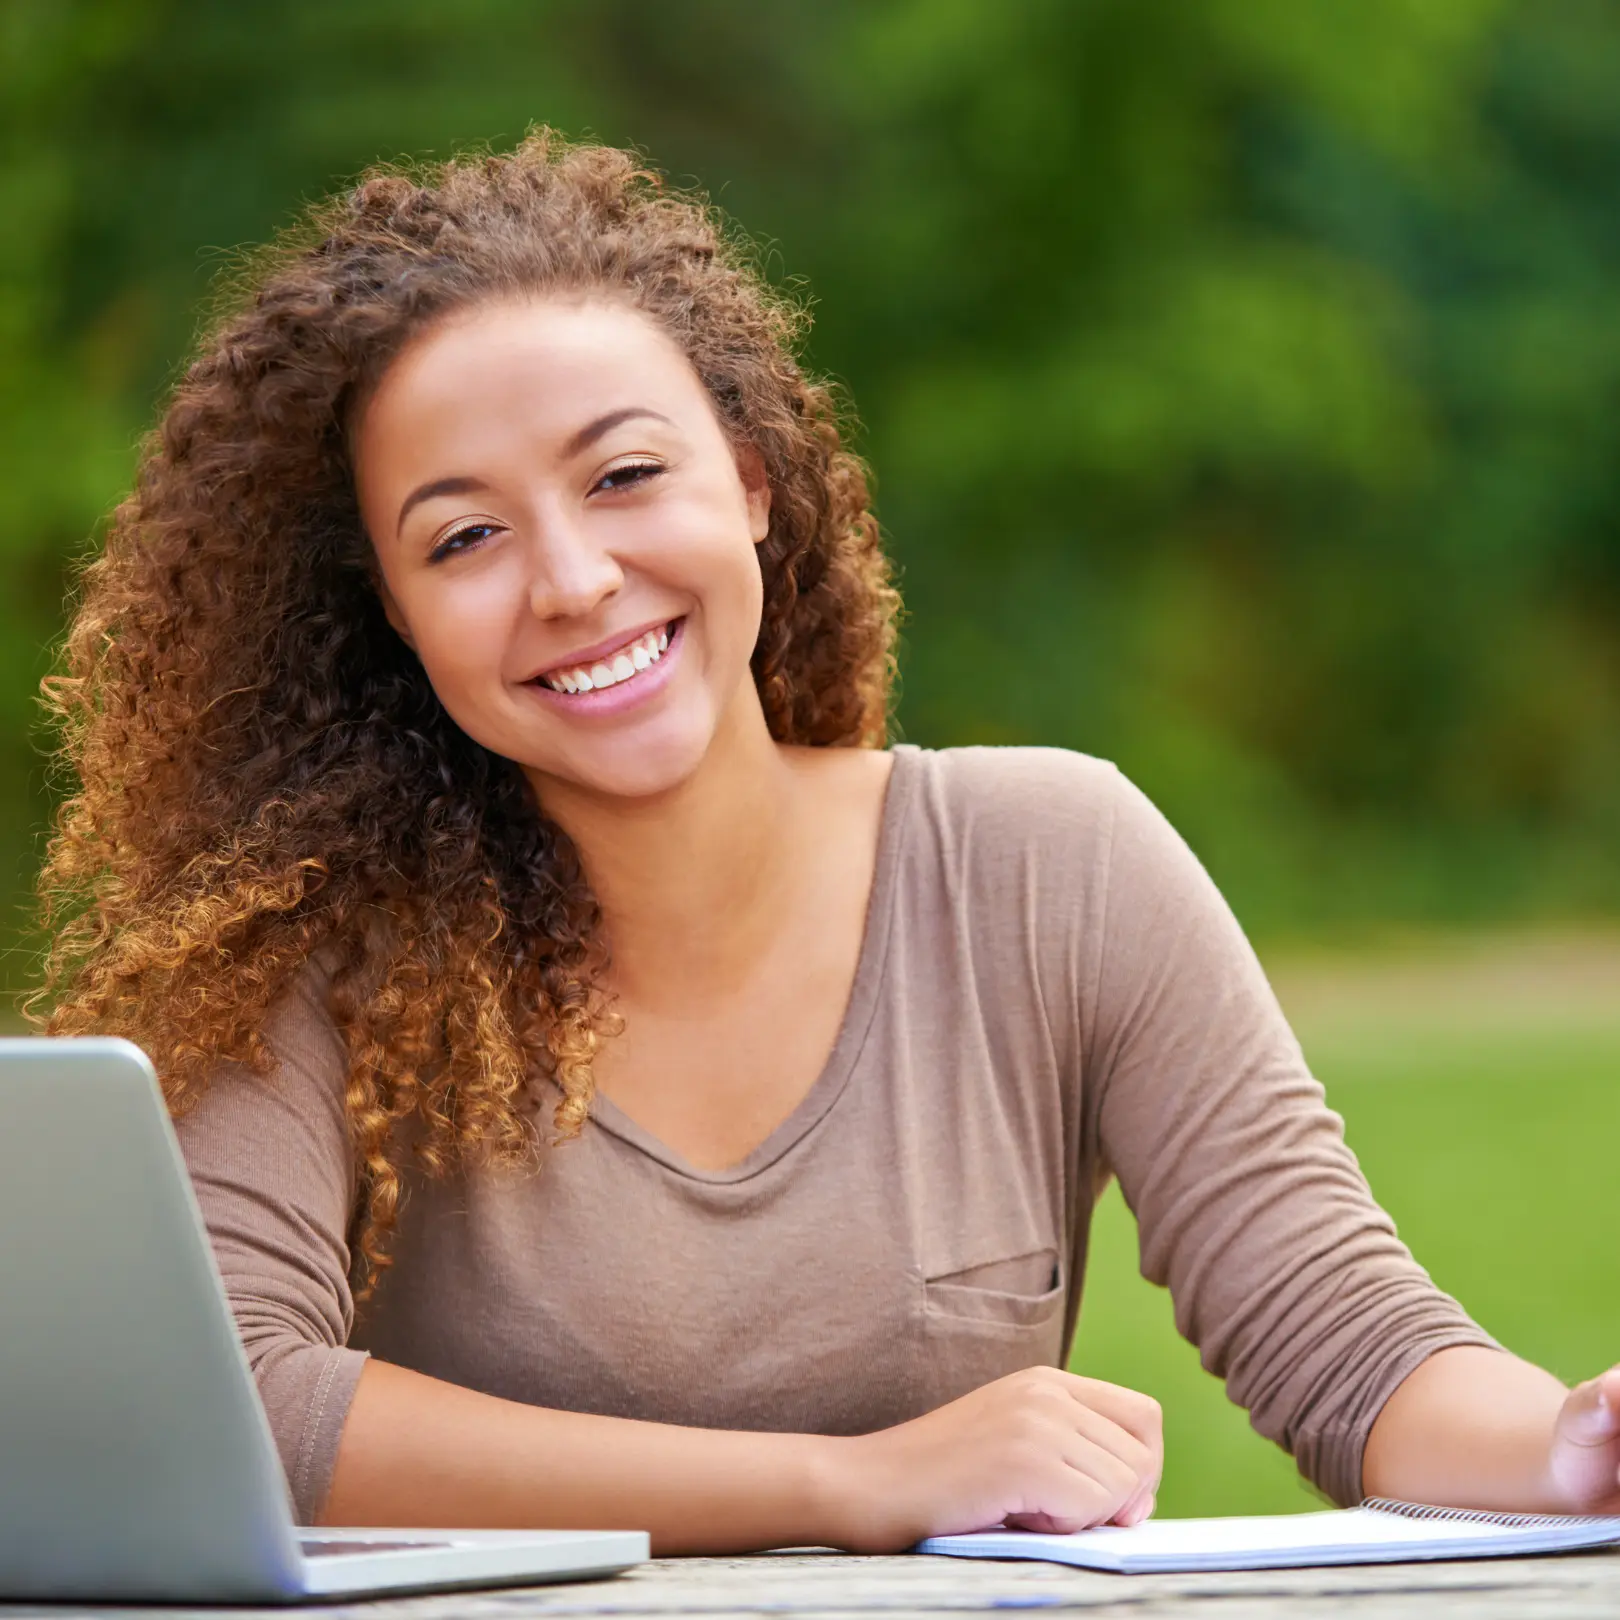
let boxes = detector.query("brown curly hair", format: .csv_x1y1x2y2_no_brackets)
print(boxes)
33,129,900,1291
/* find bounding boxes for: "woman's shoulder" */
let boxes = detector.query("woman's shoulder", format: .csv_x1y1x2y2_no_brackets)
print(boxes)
890,742,1203,922
894,742,1143,844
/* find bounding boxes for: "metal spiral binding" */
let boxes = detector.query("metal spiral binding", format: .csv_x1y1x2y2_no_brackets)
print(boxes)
1365,1497,1612,1530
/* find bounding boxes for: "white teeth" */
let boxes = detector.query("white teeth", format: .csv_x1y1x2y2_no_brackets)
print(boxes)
541,622,676,693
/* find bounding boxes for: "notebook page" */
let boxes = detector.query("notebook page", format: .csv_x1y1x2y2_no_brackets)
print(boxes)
916,1504,1620,1574
1028,1506,1606,1554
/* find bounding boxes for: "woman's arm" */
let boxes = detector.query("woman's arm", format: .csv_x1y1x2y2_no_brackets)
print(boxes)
1080,772,1618,1516
322,1360,835,1549
322,1360,1164,1553
1364,1347,1620,1514
1076,765,1501,1507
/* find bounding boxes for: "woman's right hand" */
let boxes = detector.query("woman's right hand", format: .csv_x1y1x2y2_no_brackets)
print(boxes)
821,1367,1163,1553
323,1358,1160,1556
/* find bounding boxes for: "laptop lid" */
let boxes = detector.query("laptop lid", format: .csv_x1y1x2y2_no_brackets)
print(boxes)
0,1037,308,1602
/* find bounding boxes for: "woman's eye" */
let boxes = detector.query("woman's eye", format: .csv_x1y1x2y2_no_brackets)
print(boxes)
594,461,663,495
429,522,499,562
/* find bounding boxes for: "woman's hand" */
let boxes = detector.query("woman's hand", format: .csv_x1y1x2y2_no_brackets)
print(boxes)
1547,1365,1620,1514
822,1367,1163,1552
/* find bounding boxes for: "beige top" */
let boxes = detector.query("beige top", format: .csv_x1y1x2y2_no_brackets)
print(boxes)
176,745,1495,1524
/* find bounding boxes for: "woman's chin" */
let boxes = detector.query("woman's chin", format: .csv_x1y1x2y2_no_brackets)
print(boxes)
520,714,720,807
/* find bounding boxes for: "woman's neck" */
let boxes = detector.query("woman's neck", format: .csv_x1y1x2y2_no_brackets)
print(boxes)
525,697,808,1007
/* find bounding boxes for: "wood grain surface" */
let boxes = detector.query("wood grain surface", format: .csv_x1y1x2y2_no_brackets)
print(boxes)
4,1547,1618,1620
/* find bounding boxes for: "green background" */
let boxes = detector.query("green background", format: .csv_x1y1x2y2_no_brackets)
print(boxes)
3,0,1616,1514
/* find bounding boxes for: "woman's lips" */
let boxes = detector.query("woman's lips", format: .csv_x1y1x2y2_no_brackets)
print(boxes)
522,616,686,718
530,615,678,688
537,622,672,694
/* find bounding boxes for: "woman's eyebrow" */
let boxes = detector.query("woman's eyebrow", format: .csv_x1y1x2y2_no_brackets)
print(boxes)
396,475,491,537
563,407,674,458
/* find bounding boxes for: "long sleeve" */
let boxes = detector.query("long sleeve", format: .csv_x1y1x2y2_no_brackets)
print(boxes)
1083,767,1498,1505
172,963,369,1524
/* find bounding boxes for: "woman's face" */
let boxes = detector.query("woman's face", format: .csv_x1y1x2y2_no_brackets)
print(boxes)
354,298,771,802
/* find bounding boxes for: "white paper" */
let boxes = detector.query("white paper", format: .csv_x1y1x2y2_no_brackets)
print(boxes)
917,1505,1620,1574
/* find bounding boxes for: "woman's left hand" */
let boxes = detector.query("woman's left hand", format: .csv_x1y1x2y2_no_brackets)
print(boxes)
1549,1365,1620,1514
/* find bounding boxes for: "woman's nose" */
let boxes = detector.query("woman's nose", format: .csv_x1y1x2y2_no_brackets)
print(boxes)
527,515,624,621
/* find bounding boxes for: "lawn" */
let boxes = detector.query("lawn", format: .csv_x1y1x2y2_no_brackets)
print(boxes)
1069,932,1620,1517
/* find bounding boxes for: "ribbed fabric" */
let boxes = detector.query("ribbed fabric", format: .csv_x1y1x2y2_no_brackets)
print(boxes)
175,745,1495,1523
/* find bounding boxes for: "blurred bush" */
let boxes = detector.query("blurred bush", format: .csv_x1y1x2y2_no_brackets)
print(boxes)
5,0,1620,987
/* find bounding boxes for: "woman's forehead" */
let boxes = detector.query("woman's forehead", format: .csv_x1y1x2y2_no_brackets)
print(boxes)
367,298,700,430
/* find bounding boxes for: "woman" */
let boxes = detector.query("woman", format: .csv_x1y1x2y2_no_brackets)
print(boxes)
36,132,1619,1552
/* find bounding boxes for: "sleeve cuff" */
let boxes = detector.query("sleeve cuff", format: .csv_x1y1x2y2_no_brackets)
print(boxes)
1301,1326,1504,1507
287,1345,371,1524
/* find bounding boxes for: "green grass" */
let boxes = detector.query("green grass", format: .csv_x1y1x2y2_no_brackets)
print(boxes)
1068,946,1620,1517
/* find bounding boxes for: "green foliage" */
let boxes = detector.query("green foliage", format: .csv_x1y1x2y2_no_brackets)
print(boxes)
5,0,1620,983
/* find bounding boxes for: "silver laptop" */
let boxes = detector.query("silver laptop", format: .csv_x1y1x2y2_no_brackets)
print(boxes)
0,1036,649,1602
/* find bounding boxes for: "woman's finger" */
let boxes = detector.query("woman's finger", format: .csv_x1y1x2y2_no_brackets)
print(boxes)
1111,1487,1157,1528
1002,1455,1119,1534
1556,1371,1620,1449
1601,1365,1620,1420
1066,1405,1159,1489
1061,1374,1165,1467
1109,1480,1151,1527
1056,1431,1155,1519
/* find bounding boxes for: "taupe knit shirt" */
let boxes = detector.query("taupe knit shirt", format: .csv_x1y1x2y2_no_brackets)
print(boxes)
176,746,1494,1524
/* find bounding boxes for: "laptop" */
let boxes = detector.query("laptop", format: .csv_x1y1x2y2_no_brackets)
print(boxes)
0,1036,649,1602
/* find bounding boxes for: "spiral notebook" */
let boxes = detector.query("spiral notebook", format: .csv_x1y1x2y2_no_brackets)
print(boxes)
916,1499,1620,1574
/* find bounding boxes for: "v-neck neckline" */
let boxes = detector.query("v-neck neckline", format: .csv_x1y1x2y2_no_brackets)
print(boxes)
587,744,920,1186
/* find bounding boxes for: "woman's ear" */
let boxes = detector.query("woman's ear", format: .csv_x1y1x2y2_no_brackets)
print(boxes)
736,443,772,544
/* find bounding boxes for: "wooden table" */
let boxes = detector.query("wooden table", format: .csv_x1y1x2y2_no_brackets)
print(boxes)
6,1547,1619,1620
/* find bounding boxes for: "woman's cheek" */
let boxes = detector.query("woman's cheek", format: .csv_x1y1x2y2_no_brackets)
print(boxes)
415,582,521,721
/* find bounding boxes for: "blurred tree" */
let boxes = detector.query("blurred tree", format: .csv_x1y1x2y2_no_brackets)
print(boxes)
4,0,1619,990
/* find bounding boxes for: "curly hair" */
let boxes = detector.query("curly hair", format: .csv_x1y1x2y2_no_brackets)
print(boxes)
32,129,900,1292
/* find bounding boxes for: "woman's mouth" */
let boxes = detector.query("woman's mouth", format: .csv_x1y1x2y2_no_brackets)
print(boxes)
532,618,683,697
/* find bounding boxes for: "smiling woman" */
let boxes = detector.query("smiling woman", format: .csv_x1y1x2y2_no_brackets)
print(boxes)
31,131,1620,1554
357,300,775,801
37,133,896,1236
